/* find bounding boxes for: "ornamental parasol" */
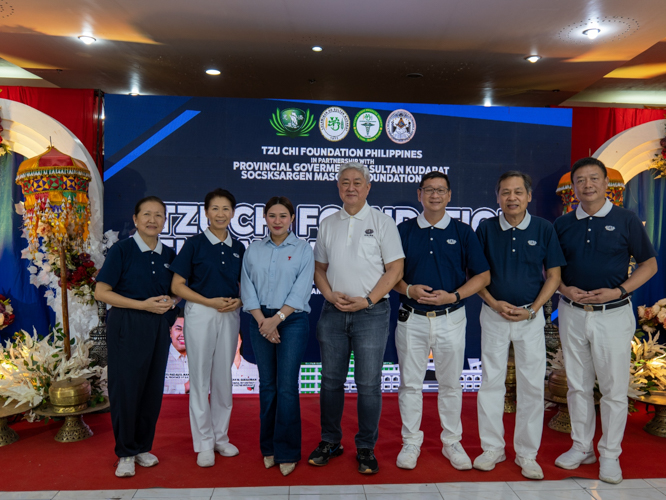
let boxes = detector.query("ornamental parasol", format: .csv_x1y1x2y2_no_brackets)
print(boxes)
15,146,92,358
556,167,625,214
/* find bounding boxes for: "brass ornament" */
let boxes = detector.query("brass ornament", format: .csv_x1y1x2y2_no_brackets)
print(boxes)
48,377,91,414
631,390,666,438
0,399,32,447
34,396,110,443
504,350,517,413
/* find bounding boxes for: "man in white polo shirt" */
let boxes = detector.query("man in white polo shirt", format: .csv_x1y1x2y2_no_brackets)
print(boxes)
309,161,405,475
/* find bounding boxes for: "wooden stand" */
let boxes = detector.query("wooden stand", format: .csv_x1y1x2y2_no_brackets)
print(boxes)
59,242,71,359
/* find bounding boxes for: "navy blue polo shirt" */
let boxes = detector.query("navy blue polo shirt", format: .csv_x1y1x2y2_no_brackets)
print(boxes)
96,233,176,300
554,199,657,291
477,212,566,306
170,228,245,299
398,212,490,311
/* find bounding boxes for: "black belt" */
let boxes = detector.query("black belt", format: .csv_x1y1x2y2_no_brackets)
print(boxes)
402,303,461,318
561,296,630,312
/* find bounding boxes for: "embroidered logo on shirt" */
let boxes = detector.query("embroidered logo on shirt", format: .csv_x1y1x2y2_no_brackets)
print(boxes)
605,226,615,231
447,239,457,245
528,240,537,246
365,229,374,234
233,253,240,258
288,256,292,260
164,263,170,269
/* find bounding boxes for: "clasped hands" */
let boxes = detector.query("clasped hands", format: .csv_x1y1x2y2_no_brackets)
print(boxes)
491,301,531,322
207,297,242,313
563,286,622,304
258,315,281,344
408,285,457,307
143,295,177,314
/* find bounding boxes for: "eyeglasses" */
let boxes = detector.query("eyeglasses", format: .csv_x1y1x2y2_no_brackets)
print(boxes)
420,187,449,196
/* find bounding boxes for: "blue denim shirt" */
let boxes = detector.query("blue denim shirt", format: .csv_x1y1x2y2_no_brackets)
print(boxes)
241,231,315,313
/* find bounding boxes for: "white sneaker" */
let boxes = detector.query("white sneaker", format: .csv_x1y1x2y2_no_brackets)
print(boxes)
554,447,596,470
396,444,420,470
442,442,472,470
215,442,239,457
599,457,623,484
197,449,215,467
473,450,506,471
515,456,544,480
135,452,159,467
115,456,135,477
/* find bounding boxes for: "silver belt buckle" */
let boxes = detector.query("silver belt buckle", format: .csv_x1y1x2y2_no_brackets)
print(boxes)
583,304,594,312
426,311,437,318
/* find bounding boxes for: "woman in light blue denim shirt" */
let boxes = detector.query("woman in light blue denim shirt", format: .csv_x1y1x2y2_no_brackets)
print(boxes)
241,196,315,476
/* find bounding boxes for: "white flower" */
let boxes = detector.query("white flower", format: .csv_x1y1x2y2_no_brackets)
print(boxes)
14,202,25,215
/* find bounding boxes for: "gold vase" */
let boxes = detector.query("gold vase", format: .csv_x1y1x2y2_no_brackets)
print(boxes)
49,378,91,414
548,369,568,398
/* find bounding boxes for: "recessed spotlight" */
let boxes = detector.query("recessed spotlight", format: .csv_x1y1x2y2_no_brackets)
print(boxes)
78,35,97,45
128,92,140,96
524,55,542,63
206,69,221,76
583,28,601,40
311,46,323,52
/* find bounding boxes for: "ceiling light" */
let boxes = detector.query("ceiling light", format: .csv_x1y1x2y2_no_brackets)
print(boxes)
206,69,221,76
483,98,492,107
583,28,601,40
524,55,541,63
311,46,323,52
128,92,140,96
78,35,97,45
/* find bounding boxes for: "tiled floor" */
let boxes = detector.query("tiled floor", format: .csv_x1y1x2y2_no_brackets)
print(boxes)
2,479,666,500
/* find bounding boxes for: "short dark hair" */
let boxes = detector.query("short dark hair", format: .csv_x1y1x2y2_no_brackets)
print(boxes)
571,157,607,180
204,188,236,211
134,196,166,216
264,196,295,217
495,171,532,195
419,171,450,190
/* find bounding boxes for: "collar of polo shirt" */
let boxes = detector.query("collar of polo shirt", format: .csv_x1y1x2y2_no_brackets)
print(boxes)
265,231,297,247
575,198,613,220
133,231,163,254
339,202,370,220
416,211,451,230
499,211,531,231
204,227,233,247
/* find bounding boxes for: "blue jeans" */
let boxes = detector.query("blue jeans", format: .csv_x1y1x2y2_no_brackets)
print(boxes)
316,299,390,449
249,307,309,463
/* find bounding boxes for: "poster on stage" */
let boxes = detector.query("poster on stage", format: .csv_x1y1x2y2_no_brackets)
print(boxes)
104,96,572,394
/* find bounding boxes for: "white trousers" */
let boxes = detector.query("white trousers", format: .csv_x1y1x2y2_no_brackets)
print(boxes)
184,302,240,453
395,306,467,447
477,303,546,459
558,300,635,459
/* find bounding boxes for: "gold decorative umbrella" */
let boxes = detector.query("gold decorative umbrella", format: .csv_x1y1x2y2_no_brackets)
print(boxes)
15,146,92,358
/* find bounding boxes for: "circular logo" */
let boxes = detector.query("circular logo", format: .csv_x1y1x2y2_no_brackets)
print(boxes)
319,107,350,142
280,108,307,132
353,109,383,142
386,109,416,144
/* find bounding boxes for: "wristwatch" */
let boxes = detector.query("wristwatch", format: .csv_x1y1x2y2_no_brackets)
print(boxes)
366,297,375,310
277,311,286,321
525,306,536,320
453,290,461,304
618,285,629,299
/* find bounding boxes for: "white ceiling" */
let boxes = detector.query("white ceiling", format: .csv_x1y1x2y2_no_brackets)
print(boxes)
1,0,666,107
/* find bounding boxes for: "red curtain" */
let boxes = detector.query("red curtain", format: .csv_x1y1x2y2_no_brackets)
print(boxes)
565,107,665,165
0,86,102,176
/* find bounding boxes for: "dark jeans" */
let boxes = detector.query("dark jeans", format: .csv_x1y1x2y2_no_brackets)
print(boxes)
107,308,172,458
316,299,390,449
249,307,309,463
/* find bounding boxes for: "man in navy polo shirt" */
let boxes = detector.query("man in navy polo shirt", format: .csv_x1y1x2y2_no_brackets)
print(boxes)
554,157,657,484
474,171,565,480
393,171,490,471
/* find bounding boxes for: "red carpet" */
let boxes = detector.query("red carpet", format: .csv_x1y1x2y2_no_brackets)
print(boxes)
3,393,663,491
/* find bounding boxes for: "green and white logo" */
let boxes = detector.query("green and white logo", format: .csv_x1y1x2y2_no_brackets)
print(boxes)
319,107,350,142
270,108,316,137
353,109,383,142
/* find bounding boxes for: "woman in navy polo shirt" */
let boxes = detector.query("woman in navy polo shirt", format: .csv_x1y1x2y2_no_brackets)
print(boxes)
241,196,315,476
170,188,245,468
95,196,178,478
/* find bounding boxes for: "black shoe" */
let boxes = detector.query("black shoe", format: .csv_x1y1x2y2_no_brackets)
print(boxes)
356,448,379,474
308,441,344,466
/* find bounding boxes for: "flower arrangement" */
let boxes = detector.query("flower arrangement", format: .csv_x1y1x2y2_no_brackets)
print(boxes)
0,295,15,330
630,299,666,397
49,246,98,306
0,107,10,157
650,124,666,179
0,325,107,411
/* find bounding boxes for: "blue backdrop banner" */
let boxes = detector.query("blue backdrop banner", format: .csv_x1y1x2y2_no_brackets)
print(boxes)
103,96,572,368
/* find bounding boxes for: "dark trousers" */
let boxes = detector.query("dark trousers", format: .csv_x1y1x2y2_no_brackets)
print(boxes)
249,308,309,463
107,307,172,457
